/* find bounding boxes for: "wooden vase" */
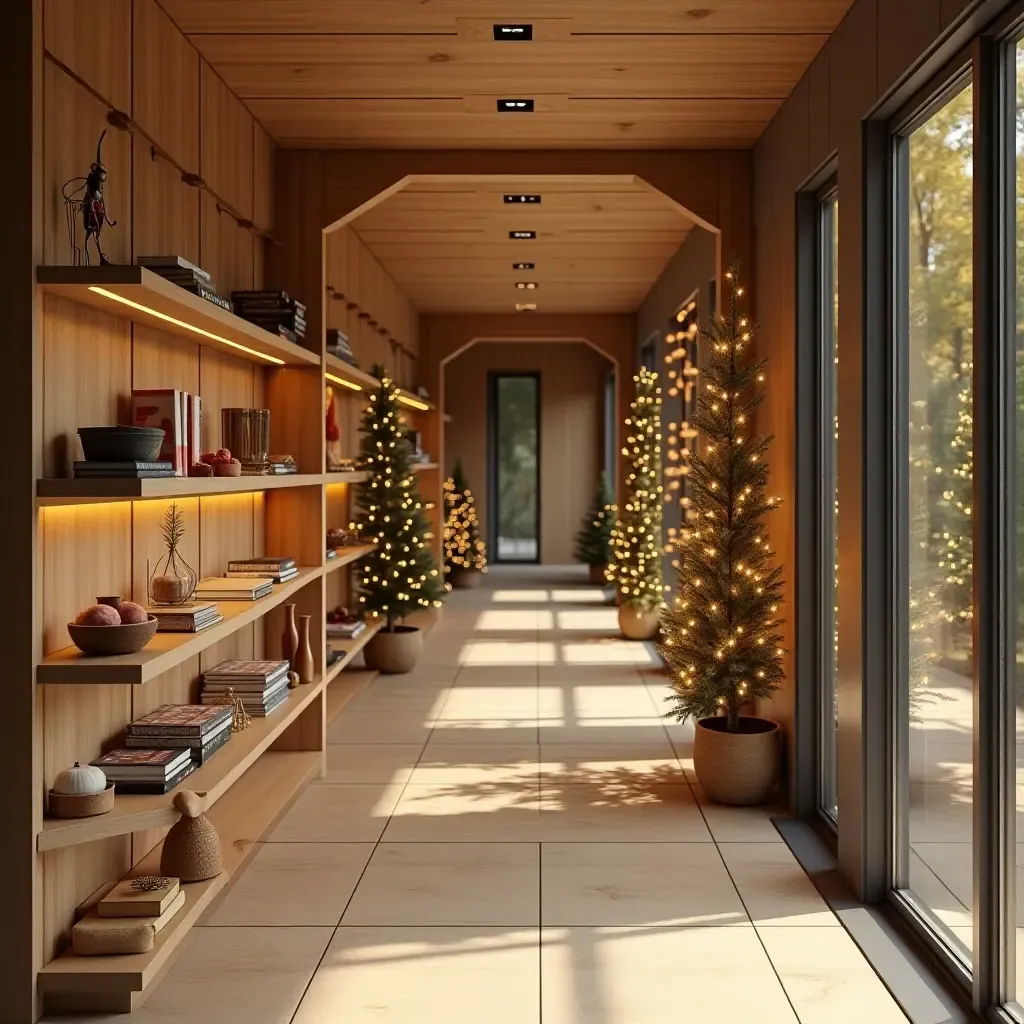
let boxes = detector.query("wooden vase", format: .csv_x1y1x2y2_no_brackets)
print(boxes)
281,603,299,668
295,614,315,684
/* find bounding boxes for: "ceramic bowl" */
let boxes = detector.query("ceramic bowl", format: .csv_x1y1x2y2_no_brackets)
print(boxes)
67,616,158,656
78,426,165,463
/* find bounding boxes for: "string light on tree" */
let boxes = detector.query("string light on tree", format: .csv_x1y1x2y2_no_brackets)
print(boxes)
660,266,785,733
353,366,445,629
608,368,664,608
442,458,488,587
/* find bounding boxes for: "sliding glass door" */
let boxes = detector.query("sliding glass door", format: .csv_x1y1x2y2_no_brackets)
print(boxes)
489,373,540,563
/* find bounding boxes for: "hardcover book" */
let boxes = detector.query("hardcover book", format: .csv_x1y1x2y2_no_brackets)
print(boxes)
227,557,296,571
203,659,290,681
131,389,186,476
112,759,197,794
97,877,180,919
126,704,233,738
137,255,211,280
123,721,231,764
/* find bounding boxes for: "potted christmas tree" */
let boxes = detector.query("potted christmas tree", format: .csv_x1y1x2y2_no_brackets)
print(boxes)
353,369,446,673
659,267,785,805
443,459,488,589
575,472,616,585
609,368,664,639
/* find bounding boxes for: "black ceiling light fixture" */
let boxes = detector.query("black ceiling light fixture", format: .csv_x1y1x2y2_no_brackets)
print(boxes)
509,230,536,239
503,194,541,204
493,24,533,40
497,99,534,112
512,262,535,270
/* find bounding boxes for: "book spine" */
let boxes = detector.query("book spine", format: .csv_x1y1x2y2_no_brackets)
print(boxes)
226,562,295,571
126,717,229,738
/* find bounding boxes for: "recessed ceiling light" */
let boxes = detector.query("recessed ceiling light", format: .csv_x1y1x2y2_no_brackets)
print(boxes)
493,24,533,40
509,230,536,239
513,262,535,270
515,282,539,290
497,99,534,112
503,194,541,204
516,303,537,312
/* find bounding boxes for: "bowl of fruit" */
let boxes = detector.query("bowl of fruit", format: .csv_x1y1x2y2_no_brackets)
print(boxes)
67,599,158,656
200,449,242,477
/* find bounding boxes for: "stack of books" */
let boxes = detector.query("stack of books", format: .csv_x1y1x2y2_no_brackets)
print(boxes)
131,388,202,476
91,747,196,794
268,455,298,476
326,329,358,366
326,619,366,641
98,877,182,920
137,256,231,312
124,704,233,765
73,460,174,480
231,290,307,342
146,602,223,633
201,660,290,717
72,876,186,956
194,576,274,601
226,556,297,584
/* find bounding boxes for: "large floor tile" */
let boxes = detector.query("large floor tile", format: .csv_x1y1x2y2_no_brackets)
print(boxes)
327,711,435,745
383,780,541,841
538,782,712,842
539,741,682,785
537,722,675,746
269,783,405,842
320,743,425,784
538,684,658,719
292,927,540,1024
690,783,785,842
542,843,747,926
718,842,837,926
758,926,910,1022
342,843,540,926
438,686,539,717
430,722,540,744
411,742,541,784
541,926,798,1023
73,927,333,1024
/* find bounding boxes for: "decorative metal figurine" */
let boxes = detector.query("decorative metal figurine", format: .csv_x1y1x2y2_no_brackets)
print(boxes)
62,130,118,266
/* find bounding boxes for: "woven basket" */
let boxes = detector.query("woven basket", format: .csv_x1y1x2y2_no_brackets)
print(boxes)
160,791,223,882
364,625,423,674
617,605,660,641
588,564,609,585
693,717,780,806
452,569,483,590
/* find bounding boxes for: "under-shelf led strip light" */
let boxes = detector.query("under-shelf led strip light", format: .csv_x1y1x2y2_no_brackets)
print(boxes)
325,372,363,391
88,286,287,365
396,392,430,411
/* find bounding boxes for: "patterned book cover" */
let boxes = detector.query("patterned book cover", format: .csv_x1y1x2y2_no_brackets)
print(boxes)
126,704,233,737
203,659,289,680
92,748,191,768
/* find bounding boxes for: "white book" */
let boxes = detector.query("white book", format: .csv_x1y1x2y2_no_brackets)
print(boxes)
194,577,273,599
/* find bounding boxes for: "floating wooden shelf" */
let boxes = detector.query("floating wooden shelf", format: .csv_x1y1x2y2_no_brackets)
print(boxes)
38,748,320,1010
325,469,370,485
37,568,322,685
326,670,378,726
324,353,380,391
36,473,325,506
325,619,383,684
325,543,376,575
396,393,435,413
38,265,321,369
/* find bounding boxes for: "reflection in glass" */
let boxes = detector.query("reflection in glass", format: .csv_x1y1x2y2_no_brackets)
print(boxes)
494,375,539,562
901,82,974,960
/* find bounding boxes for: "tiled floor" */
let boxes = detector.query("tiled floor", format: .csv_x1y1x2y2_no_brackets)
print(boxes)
48,566,910,1024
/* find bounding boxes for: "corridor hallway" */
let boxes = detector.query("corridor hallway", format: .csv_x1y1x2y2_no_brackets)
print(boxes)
57,568,910,1024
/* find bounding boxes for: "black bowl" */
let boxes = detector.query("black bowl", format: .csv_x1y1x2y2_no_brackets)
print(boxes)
78,426,165,463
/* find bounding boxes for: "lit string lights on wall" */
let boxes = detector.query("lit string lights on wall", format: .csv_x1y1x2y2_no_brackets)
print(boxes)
662,298,700,569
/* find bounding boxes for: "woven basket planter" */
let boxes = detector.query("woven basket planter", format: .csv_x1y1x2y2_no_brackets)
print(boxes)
364,625,423,674
452,569,483,590
587,564,608,585
617,604,660,641
693,717,780,806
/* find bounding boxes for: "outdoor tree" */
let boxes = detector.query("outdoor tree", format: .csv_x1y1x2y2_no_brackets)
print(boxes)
608,368,664,608
443,458,487,583
660,268,785,731
353,368,445,627
574,471,615,569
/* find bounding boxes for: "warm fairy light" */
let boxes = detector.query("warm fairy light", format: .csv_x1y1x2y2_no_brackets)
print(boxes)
326,372,363,391
88,286,286,365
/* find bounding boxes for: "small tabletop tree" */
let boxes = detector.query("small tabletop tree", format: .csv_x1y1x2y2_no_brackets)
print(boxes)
353,368,445,628
660,268,785,732
575,472,615,570
443,458,488,584
608,368,664,608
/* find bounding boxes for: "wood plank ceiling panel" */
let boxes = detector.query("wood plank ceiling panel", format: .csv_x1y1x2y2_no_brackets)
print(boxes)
348,178,694,314
159,0,853,149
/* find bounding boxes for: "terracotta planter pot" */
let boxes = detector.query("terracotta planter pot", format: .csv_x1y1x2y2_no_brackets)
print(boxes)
693,716,780,806
364,625,424,674
617,604,660,640
587,564,608,585
453,568,483,590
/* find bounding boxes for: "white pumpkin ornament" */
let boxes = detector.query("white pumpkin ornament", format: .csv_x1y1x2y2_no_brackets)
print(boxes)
53,761,107,796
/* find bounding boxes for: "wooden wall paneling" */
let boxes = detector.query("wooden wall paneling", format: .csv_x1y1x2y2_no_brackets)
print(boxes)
877,0,942,98
132,0,199,169
133,146,202,266
42,296,131,478
253,122,275,233
808,47,832,171
200,60,254,217
253,490,267,658
43,0,131,111
43,60,132,267
132,323,200,393
266,369,325,475
201,194,256,298
198,345,256,453
199,493,256,578
265,488,325,572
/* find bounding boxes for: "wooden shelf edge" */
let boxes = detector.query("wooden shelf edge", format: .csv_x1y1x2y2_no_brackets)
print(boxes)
38,750,320,1000
325,470,370,485
324,543,376,575
324,353,379,391
38,265,321,369
36,567,323,685
37,674,327,852
37,473,325,506
325,670,378,727
413,462,440,472
325,620,383,684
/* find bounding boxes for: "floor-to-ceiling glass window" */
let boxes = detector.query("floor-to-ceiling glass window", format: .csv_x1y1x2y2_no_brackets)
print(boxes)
818,189,840,823
490,373,540,562
894,79,976,964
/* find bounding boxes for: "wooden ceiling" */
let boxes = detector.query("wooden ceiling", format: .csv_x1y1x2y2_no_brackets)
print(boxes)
349,176,696,314
160,0,852,149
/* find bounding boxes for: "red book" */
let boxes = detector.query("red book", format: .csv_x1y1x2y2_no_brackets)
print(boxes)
132,389,185,475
